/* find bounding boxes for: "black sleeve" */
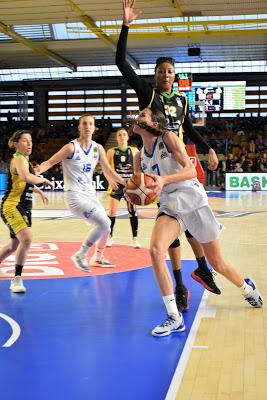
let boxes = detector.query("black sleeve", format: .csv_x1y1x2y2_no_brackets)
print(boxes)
116,25,152,109
182,108,211,153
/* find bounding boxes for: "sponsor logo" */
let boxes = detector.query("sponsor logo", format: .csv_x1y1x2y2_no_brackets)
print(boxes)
160,151,168,159
225,173,267,191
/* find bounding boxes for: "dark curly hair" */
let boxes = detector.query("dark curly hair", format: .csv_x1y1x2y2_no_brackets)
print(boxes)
127,109,168,137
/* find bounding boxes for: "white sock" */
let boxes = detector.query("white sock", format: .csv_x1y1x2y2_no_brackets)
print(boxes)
78,244,90,257
95,247,104,260
240,281,252,296
163,294,181,319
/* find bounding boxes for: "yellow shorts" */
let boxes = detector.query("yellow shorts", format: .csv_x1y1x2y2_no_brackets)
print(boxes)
1,203,32,238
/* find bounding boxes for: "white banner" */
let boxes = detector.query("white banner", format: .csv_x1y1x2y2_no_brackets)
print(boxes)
225,173,267,191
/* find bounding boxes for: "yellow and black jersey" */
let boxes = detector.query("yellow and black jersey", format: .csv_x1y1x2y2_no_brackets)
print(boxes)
111,146,135,180
1,152,34,210
148,88,187,143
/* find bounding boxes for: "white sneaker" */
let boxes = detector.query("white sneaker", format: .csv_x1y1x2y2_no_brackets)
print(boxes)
0,269,8,278
132,237,141,248
243,278,263,308
89,256,116,268
71,252,90,272
151,314,185,337
106,237,113,247
10,276,26,293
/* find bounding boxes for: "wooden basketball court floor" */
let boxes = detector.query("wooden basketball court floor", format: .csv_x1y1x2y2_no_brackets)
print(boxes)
0,190,266,400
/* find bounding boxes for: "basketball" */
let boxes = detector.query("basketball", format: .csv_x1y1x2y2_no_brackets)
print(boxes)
125,173,157,206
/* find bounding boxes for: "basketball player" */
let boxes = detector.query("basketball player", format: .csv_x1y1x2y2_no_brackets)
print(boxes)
116,0,220,313
0,130,53,292
35,114,125,271
106,128,141,248
132,108,263,336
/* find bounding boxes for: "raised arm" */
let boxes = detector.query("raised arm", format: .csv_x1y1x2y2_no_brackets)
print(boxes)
116,1,151,105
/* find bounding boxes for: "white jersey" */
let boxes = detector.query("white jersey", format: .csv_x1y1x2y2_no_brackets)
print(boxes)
62,139,100,194
140,135,208,213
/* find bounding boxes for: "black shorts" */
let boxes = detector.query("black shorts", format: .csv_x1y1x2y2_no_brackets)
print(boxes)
109,187,124,202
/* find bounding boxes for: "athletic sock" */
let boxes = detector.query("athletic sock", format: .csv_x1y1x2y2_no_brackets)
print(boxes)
15,264,23,276
95,247,104,261
78,244,90,257
173,269,184,288
196,256,209,272
130,216,138,238
108,216,116,236
163,294,180,318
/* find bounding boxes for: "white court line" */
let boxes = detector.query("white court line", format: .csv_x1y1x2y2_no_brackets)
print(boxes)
165,291,216,400
0,313,21,347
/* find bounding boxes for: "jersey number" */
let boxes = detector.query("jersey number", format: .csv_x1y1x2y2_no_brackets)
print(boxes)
83,163,92,172
164,105,177,118
152,164,160,175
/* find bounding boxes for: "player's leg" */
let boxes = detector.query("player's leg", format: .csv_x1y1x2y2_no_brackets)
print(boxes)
157,200,189,312
187,231,221,294
68,193,113,271
0,238,19,278
168,242,190,313
150,214,185,336
107,195,120,247
202,240,263,307
127,200,141,248
10,227,32,293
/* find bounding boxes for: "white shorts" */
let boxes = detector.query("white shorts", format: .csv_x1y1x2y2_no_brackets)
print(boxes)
64,190,107,223
157,205,224,243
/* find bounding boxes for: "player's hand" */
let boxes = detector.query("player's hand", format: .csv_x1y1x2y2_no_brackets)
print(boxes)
40,191,49,205
145,174,163,197
109,180,118,190
44,179,54,190
123,0,142,26
208,148,219,171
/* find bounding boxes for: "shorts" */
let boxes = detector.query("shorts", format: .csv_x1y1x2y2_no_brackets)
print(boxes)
157,205,224,243
108,186,124,202
1,203,32,239
65,190,108,222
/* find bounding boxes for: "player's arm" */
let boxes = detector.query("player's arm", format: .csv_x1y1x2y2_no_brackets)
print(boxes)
106,148,117,189
116,2,151,107
98,144,125,186
162,131,197,184
14,156,53,188
36,143,73,174
133,151,142,174
183,110,218,170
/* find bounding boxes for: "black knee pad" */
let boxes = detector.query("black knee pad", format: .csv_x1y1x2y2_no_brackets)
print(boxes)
169,238,181,248
185,230,193,239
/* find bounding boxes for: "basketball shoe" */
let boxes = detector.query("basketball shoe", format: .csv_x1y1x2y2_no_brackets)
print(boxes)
243,278,263,308
10,276,26,293
175,285,190,313
151,314,185,337
191,267,221,294
89,256,116,268
132,237,141,248
71,252,90,272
